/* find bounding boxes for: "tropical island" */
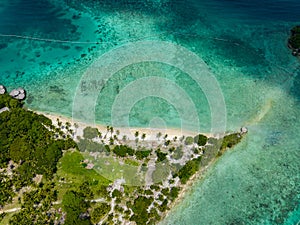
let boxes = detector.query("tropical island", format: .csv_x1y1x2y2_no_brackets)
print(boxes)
0,86,247,225
288,25,300,57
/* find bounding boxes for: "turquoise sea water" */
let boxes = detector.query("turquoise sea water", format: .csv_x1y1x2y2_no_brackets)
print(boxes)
0,0,299,224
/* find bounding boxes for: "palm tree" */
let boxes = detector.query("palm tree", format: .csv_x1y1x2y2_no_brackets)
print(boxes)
109,137,114,145
135,138,139,146
156,132,162,141
110,126,114,137
98,131,102,139
57,119,62,127
164,134,168,140
141,133,146,141
105,125,110,139
66,121,71,129
134,131,139,138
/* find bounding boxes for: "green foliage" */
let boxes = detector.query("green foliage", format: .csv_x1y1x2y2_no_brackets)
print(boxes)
152,163,170,183
172,147,183,160
79,181,94,200
289,26,300,49
130,196,154,225
78,138,104,152
112,189,122,198
168,187,180,201
194,134,208,146
0,173,14,207
0,93,23,109
184,136,194,145
62,190,92,225
176,157,202,184
58,151,109,186
124,158,139,166
83,126,98,139
95,185,109,198
135,149,151,160
0,103,76,189
113,145,135,157
9,182,57,225
156,149,167,162
150,185,160,191
91,203,111,223
221,133,242,151
158,199,169,212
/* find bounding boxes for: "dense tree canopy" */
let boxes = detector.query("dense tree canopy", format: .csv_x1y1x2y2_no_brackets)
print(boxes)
194,134,208,146
0,93,78,207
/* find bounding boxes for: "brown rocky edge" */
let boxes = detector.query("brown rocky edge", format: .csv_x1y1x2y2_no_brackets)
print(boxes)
288,25,300,57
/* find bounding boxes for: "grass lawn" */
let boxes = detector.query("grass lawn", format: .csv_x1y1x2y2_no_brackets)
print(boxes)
55,151,110,199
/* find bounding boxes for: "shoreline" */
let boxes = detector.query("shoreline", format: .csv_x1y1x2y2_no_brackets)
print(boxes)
159,147,223,223
33,109,230,224
34,110,217,141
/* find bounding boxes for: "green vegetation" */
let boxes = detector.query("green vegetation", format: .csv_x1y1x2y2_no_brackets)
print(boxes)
0,90,246,225
9,182,58,225
83,126,98,139
289,25,300,49
221,133,242,151
156,149,167,162
91,203,111,223
184,136,194,145
0,94,77,207
130,196,154,225
172,146,183,160
57,151,109,192
135,149,151,160
176,157,202,184
152,163,171,183
77,138,105,152
194,134,208,146
113,145,134,157
0,93,23,109
62,189,92,225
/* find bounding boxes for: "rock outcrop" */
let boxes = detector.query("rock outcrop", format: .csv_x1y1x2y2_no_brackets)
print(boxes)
9,88,26,100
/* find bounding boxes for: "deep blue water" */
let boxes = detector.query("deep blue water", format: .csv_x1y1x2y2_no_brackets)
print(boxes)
0,0,299,224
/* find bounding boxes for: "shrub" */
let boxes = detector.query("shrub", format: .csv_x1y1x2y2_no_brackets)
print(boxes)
83,126,98,139
221,133,242,151
194,134,208,146
184,136,194,145
156,150,167,162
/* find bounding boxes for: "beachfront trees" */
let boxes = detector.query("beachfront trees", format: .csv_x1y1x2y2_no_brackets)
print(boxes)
156,149,167,162
83,126,98,139
221,133,242,151
184,136,194,145
176,157,202,184
194,134,208,146
134,131,139,138
141,133,146,141
156,132,162,140
113,145,135,157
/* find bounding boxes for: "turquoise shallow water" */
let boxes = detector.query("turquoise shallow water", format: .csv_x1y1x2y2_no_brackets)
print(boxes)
0,0,300,224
